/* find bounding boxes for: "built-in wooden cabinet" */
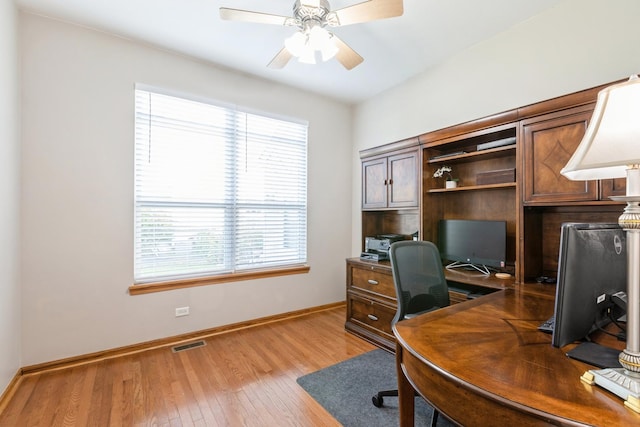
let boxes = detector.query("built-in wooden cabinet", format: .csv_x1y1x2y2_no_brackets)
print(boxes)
350,76,632,348
522,106,598,203
362,146,420,210
518,105,626,280
521,104,627,204
360,138,421,250
345,258,397,351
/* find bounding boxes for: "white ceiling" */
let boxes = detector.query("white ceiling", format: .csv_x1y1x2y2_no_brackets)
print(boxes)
16,0,564,104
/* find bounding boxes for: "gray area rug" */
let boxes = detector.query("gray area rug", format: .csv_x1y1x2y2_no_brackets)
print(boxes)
297,349,455,427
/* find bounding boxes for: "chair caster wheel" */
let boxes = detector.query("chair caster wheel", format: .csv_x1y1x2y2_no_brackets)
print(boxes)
372,394,383,407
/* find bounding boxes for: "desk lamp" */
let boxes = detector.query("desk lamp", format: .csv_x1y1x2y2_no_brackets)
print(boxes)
561,74,640,412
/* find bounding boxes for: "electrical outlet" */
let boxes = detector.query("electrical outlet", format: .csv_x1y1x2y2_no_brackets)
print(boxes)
175,306,190,317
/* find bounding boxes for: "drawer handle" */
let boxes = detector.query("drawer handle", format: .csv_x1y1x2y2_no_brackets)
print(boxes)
367,279,379,285
367,314,379,321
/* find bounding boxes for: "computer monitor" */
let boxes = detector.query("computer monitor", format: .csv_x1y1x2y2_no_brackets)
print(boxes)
552,223,627,348
437,219,506,275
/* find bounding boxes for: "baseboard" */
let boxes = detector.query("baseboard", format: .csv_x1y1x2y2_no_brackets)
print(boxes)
20,301,345,376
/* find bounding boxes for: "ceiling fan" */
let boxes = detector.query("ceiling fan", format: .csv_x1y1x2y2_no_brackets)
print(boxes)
219,0,404,70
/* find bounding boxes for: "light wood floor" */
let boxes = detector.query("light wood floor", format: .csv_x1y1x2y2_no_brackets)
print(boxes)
0,307,377,426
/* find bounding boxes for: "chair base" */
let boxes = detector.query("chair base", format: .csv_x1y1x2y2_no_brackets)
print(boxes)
371,389,398,407
372,389,439,426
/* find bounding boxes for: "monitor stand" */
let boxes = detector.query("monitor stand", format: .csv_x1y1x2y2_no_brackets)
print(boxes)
445,261,490,276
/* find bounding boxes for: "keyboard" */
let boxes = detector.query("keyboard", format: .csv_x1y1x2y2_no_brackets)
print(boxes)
538,315,555,334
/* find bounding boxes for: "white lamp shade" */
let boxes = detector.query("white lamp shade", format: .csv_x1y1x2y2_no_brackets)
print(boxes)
561,75,640,180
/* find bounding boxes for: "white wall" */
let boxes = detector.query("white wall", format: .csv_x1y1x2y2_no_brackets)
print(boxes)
20,12,353,366
0,1,21,391
351,0,640,255
18,0,640,370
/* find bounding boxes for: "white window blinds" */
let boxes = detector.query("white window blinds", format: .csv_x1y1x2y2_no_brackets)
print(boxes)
134,88,308,283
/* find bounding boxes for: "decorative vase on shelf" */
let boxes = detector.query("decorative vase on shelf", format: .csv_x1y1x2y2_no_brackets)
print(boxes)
434,166,458,189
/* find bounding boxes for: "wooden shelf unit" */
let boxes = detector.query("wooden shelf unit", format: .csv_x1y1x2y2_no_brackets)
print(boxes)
422,123,519,277
349,75,632,350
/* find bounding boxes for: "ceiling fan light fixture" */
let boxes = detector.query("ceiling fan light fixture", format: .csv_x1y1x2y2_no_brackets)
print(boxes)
297,47,317,64
320,41,338,61
310,26,338,61
221,0,405,70
284,31,307,57
285,25,337,64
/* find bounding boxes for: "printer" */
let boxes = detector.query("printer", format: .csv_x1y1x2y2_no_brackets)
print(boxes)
360,234,406,261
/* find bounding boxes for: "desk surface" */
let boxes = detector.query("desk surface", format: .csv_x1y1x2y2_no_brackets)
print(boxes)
393,284,640,426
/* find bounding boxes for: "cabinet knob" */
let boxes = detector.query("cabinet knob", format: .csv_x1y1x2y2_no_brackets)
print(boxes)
367,279,379,285
388,179,393,185
367,314,379,321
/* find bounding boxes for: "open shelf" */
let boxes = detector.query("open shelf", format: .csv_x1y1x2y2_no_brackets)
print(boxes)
429,182,516,193
427,144,516,165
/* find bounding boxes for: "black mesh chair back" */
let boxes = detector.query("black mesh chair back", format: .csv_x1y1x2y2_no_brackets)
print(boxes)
390,240,450,326
372,240,449,426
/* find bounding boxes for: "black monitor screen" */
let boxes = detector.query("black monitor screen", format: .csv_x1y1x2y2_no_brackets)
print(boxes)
437,219,506,270
552,223,627,348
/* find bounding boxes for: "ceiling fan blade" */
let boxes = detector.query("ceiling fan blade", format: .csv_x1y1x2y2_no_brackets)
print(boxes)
330,0,403,26
267,47,294,69
333,35,364,70
220,8,291,26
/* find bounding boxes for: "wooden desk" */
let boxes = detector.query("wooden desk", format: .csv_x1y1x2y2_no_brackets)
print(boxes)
393,284,640,426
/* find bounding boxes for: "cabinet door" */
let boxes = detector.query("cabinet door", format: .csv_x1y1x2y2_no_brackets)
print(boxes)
601,178,627,199
523,109,598,203
362,157,388,209
388,150,419,208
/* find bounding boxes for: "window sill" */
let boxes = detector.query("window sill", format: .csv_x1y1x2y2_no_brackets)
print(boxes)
129,265,310,295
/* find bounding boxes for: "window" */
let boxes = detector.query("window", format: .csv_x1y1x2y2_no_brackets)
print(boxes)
134,87,308,286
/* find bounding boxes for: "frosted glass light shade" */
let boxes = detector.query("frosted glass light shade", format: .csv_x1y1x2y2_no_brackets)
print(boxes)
298,48,316,64
561,75,640,180
284,26,338,65
309,26,338,61
284,32,307,58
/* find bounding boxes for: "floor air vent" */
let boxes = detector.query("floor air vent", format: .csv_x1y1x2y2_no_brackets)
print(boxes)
171,340,206,353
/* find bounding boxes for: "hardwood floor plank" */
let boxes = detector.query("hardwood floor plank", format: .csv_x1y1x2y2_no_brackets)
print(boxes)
177,351,220,426
63,363,97,426
0,379,33,426
87,360,112,425
158,350,186,423
31,369,72,426
170,380,196,427
141,351,173,425
0,306,376,426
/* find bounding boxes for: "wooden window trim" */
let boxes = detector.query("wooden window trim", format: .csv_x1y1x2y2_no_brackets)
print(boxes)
129,265,310,295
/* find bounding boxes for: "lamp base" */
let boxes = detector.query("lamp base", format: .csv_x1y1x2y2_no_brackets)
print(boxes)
580,368,640,413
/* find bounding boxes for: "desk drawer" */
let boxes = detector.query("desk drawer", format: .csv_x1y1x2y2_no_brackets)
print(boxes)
348,293,395,337
350,265,395,299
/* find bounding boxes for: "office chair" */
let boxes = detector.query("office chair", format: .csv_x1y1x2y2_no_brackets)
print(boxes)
372,240,450,426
